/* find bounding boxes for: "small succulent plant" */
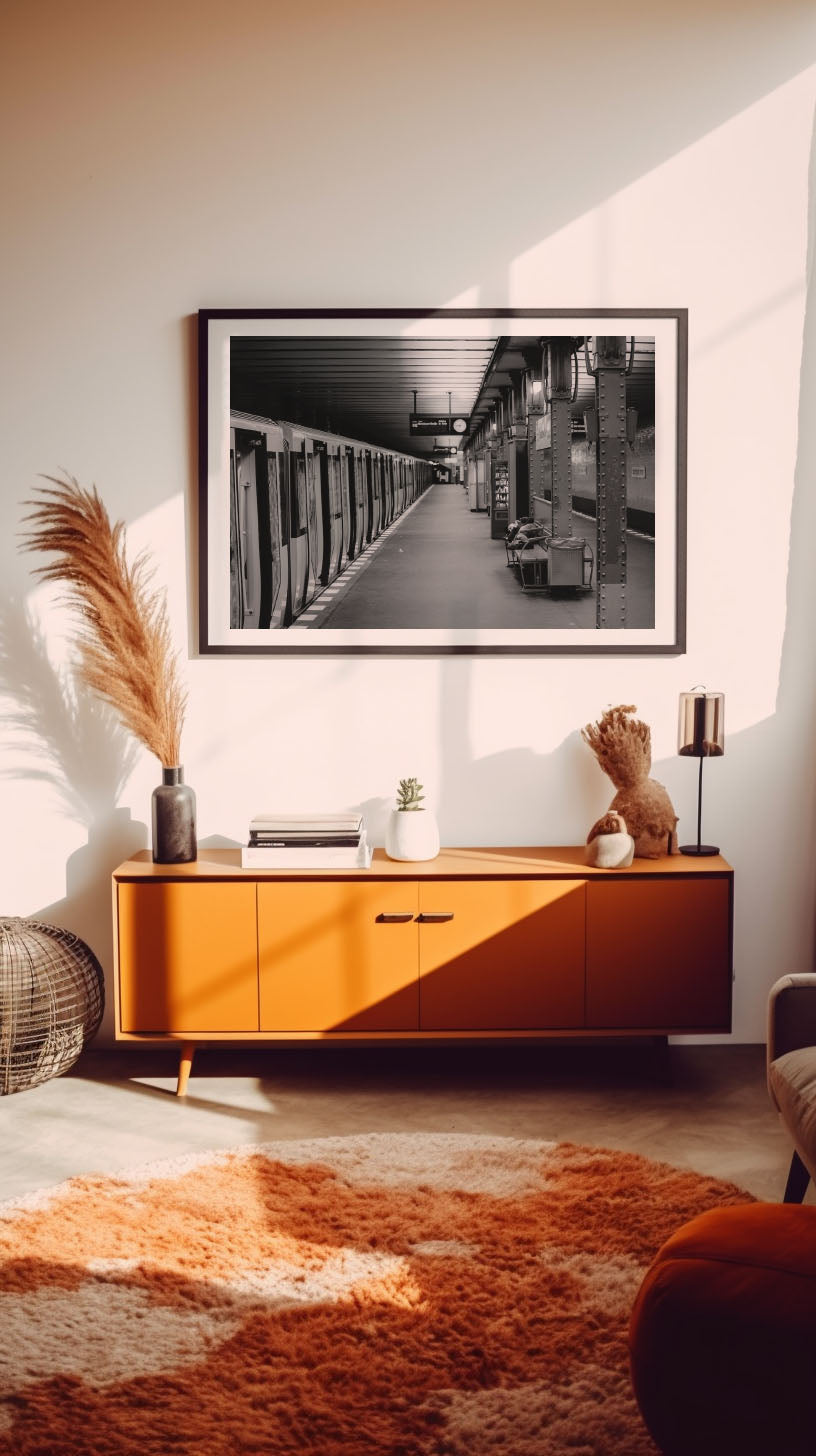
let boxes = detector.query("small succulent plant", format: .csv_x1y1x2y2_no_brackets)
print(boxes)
396,777,425,811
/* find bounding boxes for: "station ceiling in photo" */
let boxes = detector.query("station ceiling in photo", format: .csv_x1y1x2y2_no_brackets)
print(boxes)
230,335,656,458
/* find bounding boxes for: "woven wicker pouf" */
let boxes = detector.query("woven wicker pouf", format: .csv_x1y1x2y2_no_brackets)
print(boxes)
0,918,104,1094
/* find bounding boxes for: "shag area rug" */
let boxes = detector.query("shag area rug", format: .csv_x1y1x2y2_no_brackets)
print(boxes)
0,1132,752,1456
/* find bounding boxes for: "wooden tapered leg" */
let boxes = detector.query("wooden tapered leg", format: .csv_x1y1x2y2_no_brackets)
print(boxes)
176,1042,196,1097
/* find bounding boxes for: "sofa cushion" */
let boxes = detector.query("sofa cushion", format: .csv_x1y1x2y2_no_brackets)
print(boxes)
768,1047,816,1174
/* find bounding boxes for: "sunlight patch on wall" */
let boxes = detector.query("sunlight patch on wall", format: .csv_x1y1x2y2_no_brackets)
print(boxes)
507,67,813,737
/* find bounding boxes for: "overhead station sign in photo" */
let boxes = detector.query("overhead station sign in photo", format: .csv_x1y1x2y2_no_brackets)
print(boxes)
409,414,470,436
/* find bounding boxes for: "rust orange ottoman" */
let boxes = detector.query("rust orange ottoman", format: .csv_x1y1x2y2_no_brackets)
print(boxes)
629,1203,816,1456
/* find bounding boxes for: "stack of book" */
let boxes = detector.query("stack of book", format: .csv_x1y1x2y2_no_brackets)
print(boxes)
240,813,372,869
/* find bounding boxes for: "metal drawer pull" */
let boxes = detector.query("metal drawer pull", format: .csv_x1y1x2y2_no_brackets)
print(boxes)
376,912,414,923
417,912,455,923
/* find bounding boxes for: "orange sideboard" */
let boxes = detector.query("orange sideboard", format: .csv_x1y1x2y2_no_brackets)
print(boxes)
112,847,733,1094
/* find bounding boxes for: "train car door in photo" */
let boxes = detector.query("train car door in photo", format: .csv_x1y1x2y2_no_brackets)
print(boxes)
264,429,290,627
384,455,395,524
304,439,322,603
355,447,369,547
380,454,390,527
367,451,380,539
375,454,386,527
320,441,343,583
313,440,331,586
229,432,243,627
287,437,310,619
374,454,385,527
229,427,269,628
341,445,356,560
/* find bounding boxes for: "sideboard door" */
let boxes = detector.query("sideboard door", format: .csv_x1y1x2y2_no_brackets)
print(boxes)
258,880,420,1031
117,880,259,1033
418,878,586,1030
585,878,732,1031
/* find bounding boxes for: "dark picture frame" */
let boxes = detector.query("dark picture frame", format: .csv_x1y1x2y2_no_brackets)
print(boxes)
198,308,687,655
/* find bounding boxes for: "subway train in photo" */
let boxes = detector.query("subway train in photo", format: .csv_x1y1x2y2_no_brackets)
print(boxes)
230,412,433,629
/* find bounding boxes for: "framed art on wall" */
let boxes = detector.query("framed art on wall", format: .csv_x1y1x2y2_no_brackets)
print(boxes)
198,308,687,655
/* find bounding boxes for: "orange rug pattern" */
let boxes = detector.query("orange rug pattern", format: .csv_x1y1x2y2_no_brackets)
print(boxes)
0,1133,752,1455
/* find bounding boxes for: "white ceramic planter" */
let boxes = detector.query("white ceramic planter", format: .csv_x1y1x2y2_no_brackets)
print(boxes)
384,809,440,862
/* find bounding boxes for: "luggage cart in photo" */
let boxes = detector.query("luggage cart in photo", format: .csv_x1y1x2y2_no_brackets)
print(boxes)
518,535,594,594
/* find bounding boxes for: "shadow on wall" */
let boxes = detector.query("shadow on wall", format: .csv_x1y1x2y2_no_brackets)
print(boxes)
434,658,604,847
0,594,148,1041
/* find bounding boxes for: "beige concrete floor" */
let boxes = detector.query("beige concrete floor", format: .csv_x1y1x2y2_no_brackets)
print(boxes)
0,1042,799,1205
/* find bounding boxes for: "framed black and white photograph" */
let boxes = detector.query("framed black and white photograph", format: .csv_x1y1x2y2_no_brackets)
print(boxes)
198,308,686,655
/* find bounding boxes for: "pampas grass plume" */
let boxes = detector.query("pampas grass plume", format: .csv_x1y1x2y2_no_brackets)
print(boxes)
21,473,187,769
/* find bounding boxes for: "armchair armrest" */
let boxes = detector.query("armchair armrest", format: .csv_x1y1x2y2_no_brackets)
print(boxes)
767,973,816,1072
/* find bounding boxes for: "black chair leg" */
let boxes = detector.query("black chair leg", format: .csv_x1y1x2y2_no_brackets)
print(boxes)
783,1150,811,1203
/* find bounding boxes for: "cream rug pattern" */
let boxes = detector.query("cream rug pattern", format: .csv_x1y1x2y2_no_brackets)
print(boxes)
0,1132,752,1455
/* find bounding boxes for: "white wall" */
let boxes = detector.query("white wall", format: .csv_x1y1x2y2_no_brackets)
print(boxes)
2,0,815,1045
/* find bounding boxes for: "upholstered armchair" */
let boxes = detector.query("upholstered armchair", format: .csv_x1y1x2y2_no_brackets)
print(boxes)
766,972,816,1202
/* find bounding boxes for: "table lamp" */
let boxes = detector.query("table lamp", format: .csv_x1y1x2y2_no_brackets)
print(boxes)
678,688,724,856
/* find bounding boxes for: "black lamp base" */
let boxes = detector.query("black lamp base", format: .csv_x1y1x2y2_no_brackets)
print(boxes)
679,843,720,857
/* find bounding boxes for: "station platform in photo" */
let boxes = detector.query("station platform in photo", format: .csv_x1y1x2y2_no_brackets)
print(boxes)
302,481,654,631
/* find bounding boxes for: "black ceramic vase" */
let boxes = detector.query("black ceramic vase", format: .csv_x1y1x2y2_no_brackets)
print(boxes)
152,765,197,864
